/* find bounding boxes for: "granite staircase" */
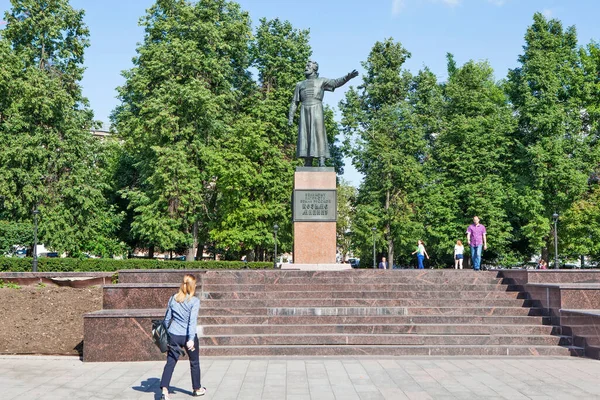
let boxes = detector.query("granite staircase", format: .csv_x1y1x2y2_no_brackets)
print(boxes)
83,269,583,361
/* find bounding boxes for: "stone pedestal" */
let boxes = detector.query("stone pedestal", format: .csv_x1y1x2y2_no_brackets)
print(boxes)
293,167,337,264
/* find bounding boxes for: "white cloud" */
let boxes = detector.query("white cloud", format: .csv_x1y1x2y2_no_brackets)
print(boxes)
542,8,553,18
392,0,406,16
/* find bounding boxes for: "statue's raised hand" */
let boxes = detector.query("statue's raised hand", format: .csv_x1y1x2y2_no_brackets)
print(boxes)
348,69,359,79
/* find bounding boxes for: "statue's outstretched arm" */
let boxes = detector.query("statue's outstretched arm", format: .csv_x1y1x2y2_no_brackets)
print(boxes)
330,69,359,89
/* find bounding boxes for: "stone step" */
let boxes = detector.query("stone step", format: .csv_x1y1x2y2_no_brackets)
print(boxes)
203,270,498,277
201,283,511,292
199,306,544,317
202,290,523,300
201,323,561,336
117,269,501,284
500,270,600,285
202,276,503,285
197,344,583,357
199,299,531,308
82,308,571,361
198,333,572,346
199,314,551,325
102,285,524,309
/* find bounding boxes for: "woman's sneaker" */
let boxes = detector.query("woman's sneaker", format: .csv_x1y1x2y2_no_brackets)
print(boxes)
193,387,207,396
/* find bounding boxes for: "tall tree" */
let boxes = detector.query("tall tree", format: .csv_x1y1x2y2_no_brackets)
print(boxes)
341,38,426,266
112,0,252,259
0,0,123,256
428,58,516,265
506,13,597,259
207,18,311,260
560,40,600,262
400,68,445,265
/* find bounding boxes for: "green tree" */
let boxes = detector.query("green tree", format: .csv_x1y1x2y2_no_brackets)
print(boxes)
560,40,600,262
112,0,252,259
561,184,600,261
428,58,516,266
207,18,311,260
0,0,123,257
341,38,426,266
402,68,444,266
0,220,32,255
506,13,597,259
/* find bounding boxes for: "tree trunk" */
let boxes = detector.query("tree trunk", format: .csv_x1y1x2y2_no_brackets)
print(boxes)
195,242,203,261
186,222,199,261
254,246,260,261
541,247,549,263
148,245,154,259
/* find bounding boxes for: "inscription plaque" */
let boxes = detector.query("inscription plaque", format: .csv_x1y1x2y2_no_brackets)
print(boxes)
293,190,337,222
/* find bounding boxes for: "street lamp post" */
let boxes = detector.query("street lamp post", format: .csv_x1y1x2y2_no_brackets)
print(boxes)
552,213,559,269
371,227,377,269
32,209,40,272
273,224,279,269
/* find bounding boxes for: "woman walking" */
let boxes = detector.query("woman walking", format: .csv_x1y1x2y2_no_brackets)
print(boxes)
411,240,429,269
160,274,206,399
454,240,464,269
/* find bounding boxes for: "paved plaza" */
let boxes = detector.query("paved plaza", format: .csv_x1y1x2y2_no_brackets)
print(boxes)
2,356,600,400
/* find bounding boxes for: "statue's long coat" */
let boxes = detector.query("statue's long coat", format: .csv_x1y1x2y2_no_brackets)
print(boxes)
291,76,347,159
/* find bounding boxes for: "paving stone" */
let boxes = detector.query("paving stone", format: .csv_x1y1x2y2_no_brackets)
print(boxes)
4,356,600,399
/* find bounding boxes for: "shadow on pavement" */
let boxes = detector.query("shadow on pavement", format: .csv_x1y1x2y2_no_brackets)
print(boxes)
132,377,193,399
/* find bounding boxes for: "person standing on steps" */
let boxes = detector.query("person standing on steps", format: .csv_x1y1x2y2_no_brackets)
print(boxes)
160,274,206,399
466,216,487,271
378,257,389,269
454,240,464,269
411,240,429,269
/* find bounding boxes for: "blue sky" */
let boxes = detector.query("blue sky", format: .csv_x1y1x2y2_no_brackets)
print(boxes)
1,0,599,186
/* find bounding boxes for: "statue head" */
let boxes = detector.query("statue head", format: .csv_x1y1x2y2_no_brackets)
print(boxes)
304,60,319,78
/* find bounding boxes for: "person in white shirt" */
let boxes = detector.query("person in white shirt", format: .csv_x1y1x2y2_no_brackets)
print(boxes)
454,240,464,269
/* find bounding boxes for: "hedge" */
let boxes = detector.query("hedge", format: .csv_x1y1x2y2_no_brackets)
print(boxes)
0,257,274,272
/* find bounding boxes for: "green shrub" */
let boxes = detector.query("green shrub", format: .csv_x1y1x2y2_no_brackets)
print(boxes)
0,220,33,254
0,257,274,272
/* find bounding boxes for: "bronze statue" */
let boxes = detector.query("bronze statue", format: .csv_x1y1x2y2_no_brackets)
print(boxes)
288,61,358,167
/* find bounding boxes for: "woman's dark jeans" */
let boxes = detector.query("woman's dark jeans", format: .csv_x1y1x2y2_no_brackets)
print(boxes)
160,334,201,390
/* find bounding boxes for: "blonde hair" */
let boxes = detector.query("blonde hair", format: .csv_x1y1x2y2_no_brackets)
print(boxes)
174,274,196,303
457,240,463,246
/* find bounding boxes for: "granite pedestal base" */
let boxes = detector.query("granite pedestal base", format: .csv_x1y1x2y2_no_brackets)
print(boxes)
293,167,336,264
